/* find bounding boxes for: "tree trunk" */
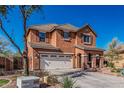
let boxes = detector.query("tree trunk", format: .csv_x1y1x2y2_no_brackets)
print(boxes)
23,17,29,76
19,6,29,76
23,37,29,76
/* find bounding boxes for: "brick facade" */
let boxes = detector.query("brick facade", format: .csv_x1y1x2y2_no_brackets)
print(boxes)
27,24,104,71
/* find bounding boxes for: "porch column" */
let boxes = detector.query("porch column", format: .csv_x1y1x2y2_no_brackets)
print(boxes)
82,55,88,69
100,56,104,68
92,55,96,68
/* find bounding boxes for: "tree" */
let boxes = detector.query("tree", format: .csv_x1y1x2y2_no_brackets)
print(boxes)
0,37,13,56
0,5,42,76
104,38,123,64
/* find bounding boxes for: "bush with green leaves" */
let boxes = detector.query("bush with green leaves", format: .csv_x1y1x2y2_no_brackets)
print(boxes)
107,62,115,68
111,67,122,73
62,77,76,88
115,68,122,73
120,68,124,76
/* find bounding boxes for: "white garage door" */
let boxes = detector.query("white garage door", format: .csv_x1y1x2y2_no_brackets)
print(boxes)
40,54,72,69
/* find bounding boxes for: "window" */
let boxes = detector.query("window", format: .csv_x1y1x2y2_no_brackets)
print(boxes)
59,55,64,57
66,55,71,58
41,55,48,57
39,32,46,42
63,32,70,40
50,55,57,57
83,34,91,44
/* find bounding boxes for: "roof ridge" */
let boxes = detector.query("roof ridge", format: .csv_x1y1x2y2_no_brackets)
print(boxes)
28,23,58,27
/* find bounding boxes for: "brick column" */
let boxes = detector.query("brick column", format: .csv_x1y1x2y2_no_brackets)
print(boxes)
72,55,76,68
82,55,88,69
92,55,96,68
100,56,104,68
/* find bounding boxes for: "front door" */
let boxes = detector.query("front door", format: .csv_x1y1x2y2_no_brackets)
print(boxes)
96,56,100,68
87,53,92,68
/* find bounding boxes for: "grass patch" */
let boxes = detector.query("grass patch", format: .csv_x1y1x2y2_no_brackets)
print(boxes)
0,79,9,87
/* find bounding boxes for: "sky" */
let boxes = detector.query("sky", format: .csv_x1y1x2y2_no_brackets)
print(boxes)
0,5,124,52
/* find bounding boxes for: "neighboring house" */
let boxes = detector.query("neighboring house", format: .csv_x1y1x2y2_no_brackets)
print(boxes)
26,24,104,71
0,55,23,71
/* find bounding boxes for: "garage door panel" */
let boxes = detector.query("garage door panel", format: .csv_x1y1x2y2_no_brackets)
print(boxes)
40,54,72,69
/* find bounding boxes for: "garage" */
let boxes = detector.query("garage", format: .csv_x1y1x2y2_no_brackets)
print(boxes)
40,54,73,69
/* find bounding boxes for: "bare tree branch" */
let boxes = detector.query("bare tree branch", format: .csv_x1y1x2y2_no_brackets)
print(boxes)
0,18,23,56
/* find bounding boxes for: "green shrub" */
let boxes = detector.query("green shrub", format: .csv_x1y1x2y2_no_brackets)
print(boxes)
111,69,116,73
62,77,76,88
107,62,115,68
120,68,124,76
115,68,122,73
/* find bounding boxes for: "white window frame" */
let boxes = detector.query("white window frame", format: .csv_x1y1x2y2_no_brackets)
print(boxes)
83,34,91,44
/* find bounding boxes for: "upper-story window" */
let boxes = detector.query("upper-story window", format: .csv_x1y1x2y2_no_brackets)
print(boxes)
39,32,46,42
83,34,91,44
63,32,70,40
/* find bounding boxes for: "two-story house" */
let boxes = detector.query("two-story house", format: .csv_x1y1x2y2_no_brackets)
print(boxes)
26,24,104,71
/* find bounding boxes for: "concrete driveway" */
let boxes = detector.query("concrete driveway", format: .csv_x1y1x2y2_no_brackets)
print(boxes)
74,72,124,88
49,69,124,88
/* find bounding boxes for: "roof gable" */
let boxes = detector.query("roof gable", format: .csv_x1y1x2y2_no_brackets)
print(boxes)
78,24,97,37
26,23,79,36
26,23,97,37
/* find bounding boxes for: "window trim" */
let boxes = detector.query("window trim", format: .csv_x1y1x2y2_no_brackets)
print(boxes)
63,32,70,41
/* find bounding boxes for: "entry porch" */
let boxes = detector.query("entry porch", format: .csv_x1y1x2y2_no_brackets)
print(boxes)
75,45,104,70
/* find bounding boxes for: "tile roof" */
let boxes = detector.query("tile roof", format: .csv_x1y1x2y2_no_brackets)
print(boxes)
28,42,60,50
28,24,79,32
28,24,58,32
75,45,105,51
55,24,79,32
27,23,97,38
